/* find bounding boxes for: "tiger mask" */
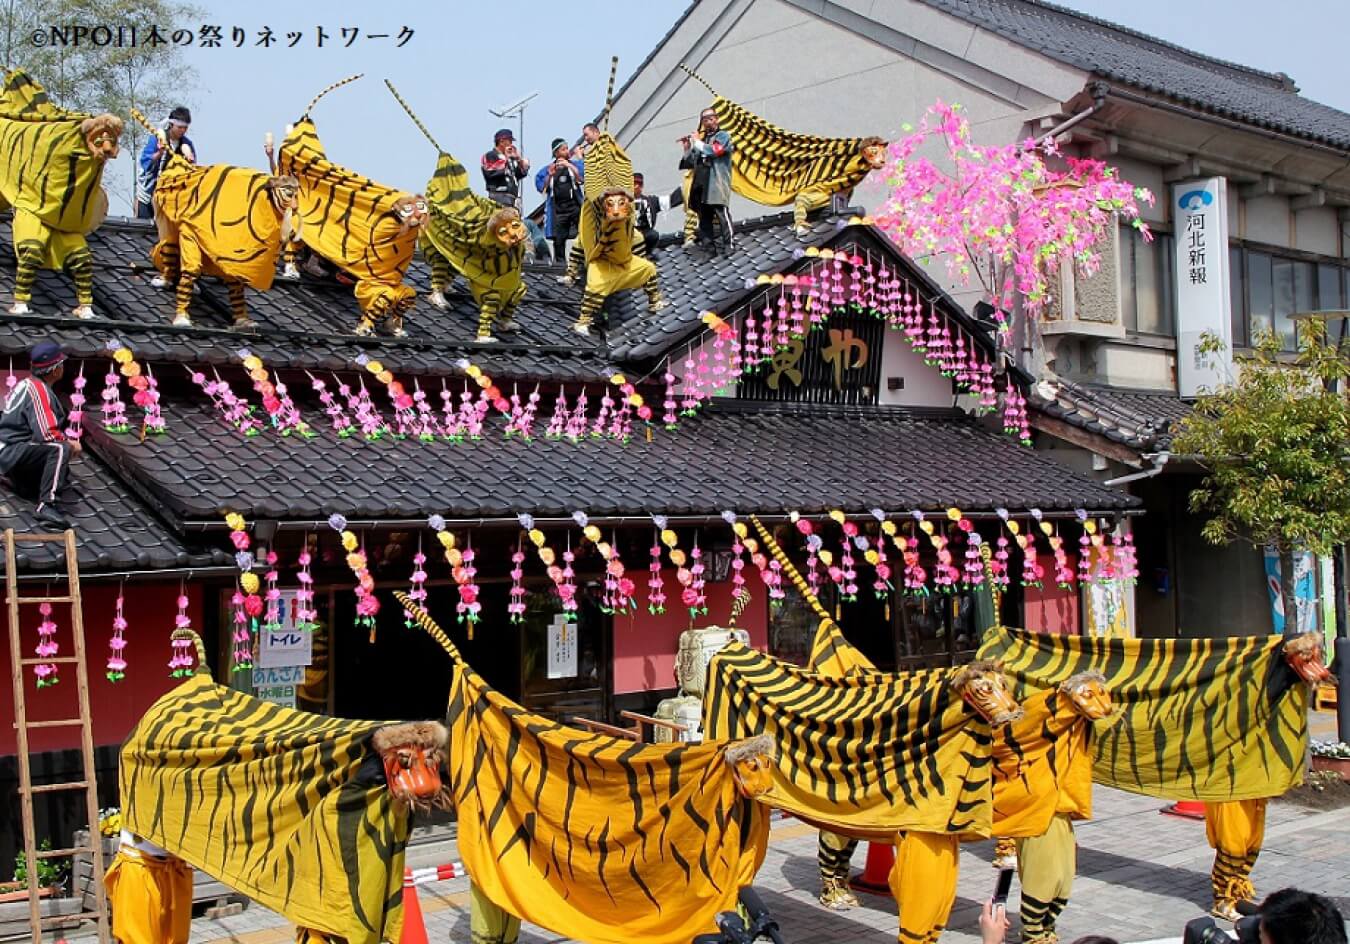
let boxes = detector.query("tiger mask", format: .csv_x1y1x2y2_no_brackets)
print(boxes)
725,733,776,799
371,721,450,811
1059,670,1114,721
265,174,301,244
859,137,888,170
601,189,633,222
394,194,429,235
951,660,1023,726
488,207,528,248
1283,632,1332,685
80,114,123,161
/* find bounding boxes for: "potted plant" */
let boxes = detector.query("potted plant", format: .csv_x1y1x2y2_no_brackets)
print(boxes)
1311,740,1350,781
0,839,69,901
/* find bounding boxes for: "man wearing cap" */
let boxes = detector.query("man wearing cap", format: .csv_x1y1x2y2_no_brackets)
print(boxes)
0,342,78,530
535,138,584,263
481,129,530,208
631,173,683,258
135,106,195,220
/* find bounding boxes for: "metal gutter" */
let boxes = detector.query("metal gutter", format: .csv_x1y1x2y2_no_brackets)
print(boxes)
11,565,238,584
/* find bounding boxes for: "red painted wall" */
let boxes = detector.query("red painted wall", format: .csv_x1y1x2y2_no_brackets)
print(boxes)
0,581,203,755
612,568,768,694
1021,552,1080,634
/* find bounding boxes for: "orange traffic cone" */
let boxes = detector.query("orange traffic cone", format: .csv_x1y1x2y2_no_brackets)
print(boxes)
1161,800,1208,820
400,867,429,944
849,841,896,897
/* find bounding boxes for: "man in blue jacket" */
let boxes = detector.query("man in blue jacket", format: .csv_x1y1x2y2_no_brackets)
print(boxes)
535,138,584,263
135,107,195,220
0,342,78,530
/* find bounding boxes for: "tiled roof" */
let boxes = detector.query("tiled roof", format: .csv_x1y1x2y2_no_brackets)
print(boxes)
0,451,227,574
917,0,1350,150
85,396,1138,523
0,218,617,383
1031,378,1191,451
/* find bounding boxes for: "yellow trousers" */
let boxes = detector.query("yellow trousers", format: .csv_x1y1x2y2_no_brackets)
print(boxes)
1205,799,1266,904
295,929,342,943
1016,813,1076,944
104,848,193,944
793,189,831,229
890,831,959,944
470,881,521,944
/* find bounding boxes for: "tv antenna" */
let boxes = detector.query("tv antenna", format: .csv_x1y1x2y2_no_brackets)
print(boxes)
489,91,540,158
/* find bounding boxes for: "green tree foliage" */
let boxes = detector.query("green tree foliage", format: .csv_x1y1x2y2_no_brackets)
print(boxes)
1,0,201,203
1172,328,1350,632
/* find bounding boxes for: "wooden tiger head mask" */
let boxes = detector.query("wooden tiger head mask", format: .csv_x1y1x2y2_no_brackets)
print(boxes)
1283,632,1332,685
80,114,123,161
951,660,1023,726
725,734,776,799
1059,670,1113,721
859,136,888,170
601,189,633,222
488,207,528,247
265,174,300,213
394,194,429,233
372,721,449,810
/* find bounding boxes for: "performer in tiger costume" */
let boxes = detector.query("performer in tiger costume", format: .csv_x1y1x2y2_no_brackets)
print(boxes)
571,58,668,337
396,594,774,944
278,75,427,337
113,630,449,944
384,81,528,344
0,70,121,319
679,66,887,237
130,111,299,328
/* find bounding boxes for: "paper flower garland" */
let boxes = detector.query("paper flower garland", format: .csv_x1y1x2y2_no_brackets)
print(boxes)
33,602,58,688
230,586,252,672
455,542,483,630
309,372,355,438
240,349,310,437
100,347,130,434
330,514,379,640
64,364,86,441
193,368,261,436
726,516,750,609
262,551,282,635
106,588,127,682
168,589,195,677
508,538,527,623
545,390,570,439
647,529,667,615
687,539,708,616
662,360,678,429
404,537,428,627
295,544,318,631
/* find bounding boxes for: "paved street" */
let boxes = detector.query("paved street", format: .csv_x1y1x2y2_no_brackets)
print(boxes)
181,713,1349,944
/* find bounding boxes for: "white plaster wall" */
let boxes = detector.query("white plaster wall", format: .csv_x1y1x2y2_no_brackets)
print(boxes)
876,330,958,407
1095,342,1175,390
1107,156,1167,226
1243,194,1291,248
1294,205,1339,257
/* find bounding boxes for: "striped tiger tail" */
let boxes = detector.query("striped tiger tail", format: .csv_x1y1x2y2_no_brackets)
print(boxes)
303,73,364,118
393,591,463,663
601,55,619,130
383,79,443,152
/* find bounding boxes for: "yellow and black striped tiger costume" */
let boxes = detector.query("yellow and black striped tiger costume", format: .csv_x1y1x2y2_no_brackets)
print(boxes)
680,66,886,233
396,594,773,944
278,77,426,336
385,81,527,343
135,110,299,329
0,69,121,318
979,626,1317,924
118,671,420,943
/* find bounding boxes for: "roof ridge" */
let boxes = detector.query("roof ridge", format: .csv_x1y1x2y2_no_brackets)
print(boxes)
924,0,1294,89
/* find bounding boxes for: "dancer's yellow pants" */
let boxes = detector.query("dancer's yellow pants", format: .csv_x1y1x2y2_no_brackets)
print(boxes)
470,881,521,944
1016,812,1076,944
793,189,831,229
104,847,192,944
890,831,959,944
1205,799,1266,903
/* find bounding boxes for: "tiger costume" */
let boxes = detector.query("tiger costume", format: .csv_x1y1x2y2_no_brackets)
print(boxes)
277,76,427,337
0,69,121,319
396,593,774,944
385,81,527,344
116,631,450,944
979,625,1329,924
130,111,299,329
572,59,667,336
680,66,886,236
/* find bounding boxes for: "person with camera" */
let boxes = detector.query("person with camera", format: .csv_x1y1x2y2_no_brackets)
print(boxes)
535,138,584,264
1185,887,1348,944
680,107,734,255
481,128,530,208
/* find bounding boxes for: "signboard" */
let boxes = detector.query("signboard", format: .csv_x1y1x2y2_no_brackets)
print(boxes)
1172,178,1233,396
256,590,313,669
546,614,577,680
252,665,304,708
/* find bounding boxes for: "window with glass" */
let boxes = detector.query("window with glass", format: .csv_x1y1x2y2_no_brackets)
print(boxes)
1120,226,1175,336
1230,245,1348,350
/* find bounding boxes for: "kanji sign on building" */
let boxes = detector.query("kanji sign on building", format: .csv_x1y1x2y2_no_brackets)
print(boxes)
1172,178,1233,397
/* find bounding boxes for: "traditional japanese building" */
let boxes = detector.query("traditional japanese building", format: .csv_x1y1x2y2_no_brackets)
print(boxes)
606,0,1350,640
0,200,1139,861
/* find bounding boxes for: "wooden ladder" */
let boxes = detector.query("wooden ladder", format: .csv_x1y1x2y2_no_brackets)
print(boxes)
4,528,110,943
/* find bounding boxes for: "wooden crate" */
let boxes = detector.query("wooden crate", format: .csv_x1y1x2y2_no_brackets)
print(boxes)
1314,683,1338,711
0,893,82,942
72,831,245,915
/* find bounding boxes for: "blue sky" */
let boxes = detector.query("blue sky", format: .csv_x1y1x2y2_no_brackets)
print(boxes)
101,0,1348,214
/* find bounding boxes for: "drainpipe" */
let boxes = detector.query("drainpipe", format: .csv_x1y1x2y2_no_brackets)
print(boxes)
1102,452,1169,487
1034,82,1108,147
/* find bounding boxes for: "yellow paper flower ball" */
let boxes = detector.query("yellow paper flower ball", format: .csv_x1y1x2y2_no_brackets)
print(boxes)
224,513,245,532
113,347,133,364
864,550,880,565
120,361,141,378
242,355,262,371
528,529,546,548
447,548,463,567
377,370,394,385
819,550,834,567
732,522,748,539
881,521,897,536
341,531,358,552
610,373,628,386
539,547,556,566
828,509,846,524
437,531,456,549
346,552,367,571
365,360,384,374
583,525,602,544
240,572,260,594
660,529,678,549
946,507,962,522
669,549,687,567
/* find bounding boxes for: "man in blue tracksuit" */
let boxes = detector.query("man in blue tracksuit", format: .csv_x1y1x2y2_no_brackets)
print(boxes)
135,106,195,220
535,138,584,263
0,342,78,529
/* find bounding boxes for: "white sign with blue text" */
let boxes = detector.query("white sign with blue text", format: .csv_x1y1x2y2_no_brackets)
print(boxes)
1172,178,1233,396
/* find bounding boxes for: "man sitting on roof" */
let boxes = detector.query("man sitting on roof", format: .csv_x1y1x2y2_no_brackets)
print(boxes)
0,341,78,530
